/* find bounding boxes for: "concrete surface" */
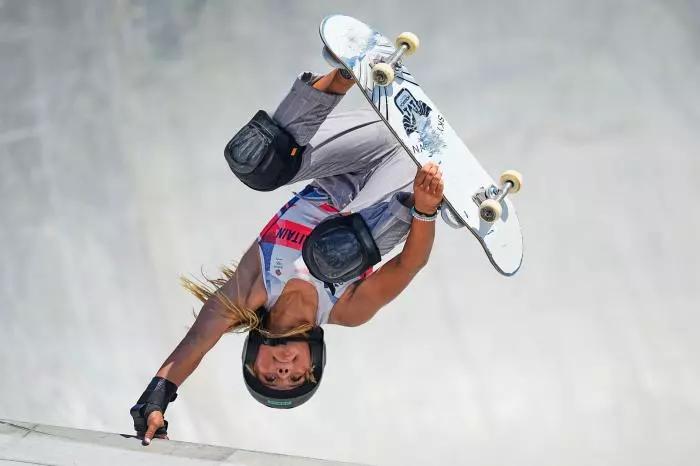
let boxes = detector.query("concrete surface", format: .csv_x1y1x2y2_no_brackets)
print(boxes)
1,1,699,466
0,419,369,465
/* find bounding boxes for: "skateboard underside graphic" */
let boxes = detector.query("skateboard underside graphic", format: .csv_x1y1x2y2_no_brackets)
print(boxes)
320,15,523,275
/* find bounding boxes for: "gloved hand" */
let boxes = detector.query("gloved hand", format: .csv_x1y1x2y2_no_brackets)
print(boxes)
130,377,178,445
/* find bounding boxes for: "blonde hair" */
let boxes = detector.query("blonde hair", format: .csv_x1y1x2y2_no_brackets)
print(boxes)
180,262,313,338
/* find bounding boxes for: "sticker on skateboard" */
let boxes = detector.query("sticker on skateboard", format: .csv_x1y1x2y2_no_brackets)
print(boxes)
320,15,524,276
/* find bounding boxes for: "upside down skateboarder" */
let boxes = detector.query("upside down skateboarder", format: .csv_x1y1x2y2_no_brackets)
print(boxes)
130,68,444,444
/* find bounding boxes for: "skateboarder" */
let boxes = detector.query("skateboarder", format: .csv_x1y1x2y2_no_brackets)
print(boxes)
130,69,444,444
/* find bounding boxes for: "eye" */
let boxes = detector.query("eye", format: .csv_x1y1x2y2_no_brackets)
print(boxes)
264,375,276,383
291,375,303,383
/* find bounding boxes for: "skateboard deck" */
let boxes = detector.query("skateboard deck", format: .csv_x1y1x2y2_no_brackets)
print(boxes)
320,14,523,276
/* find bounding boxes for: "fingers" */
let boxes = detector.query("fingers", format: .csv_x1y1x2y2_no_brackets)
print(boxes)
142,424,157,446
413,162,444,213
415,162,439,188
415,162,443,193
414,163,428,186
430,171,442,193
142,411,164,446
428,172,442,193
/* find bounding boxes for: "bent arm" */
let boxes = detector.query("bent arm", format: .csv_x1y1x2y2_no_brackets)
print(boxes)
330,163,444,327
329,217,435,327
131,289,238,441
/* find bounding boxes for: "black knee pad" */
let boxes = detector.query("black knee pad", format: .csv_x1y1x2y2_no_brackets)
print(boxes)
224,110,304,191
302,213,381,284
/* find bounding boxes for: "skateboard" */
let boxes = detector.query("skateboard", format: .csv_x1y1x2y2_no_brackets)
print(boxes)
320,14,523,276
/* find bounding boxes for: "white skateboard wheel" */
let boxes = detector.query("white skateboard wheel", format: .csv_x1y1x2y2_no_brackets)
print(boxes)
372,62,395,86
441,206,465,229
396,32,420,55
479,199,502,223
500,170,523,193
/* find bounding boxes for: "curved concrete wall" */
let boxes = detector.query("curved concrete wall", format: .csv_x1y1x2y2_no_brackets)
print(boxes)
1,1,699,465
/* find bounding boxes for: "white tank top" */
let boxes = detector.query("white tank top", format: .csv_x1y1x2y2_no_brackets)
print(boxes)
256,185,372,325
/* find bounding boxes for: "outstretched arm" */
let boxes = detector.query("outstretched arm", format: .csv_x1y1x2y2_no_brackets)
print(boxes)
154,243,265,384
133,244,264,444
134,281,238,444
154,288,237,386
330,163,444,327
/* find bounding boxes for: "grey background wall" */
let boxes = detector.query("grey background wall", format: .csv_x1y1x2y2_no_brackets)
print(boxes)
1,1,699,465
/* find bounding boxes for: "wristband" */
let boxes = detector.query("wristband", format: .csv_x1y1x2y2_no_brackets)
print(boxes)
411,206,438,222
130,377,178,435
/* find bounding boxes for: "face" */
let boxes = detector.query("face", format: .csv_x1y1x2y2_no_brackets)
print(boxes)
253,341,312,390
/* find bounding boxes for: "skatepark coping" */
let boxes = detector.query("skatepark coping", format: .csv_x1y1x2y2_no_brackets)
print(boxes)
0,419,370,466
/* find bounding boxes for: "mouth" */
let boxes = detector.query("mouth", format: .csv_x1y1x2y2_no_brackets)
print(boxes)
274,353,295,363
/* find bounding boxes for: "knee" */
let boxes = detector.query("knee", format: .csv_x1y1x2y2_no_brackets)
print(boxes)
224,110,304,191
303,213,381,283
396,191,414,208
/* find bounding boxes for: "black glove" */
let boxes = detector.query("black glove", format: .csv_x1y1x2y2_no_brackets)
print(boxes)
130,377,178,437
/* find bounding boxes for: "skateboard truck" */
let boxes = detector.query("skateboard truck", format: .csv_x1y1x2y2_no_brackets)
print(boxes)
320,15,524,275
476,170,523,223
372,32,420,86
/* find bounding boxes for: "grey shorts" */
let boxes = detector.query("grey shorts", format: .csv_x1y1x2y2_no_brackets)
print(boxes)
272,72,417,255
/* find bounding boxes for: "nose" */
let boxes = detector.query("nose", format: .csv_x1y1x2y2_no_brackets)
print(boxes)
276,366,291,378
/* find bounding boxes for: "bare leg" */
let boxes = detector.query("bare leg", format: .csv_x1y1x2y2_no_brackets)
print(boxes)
312,69,355,95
